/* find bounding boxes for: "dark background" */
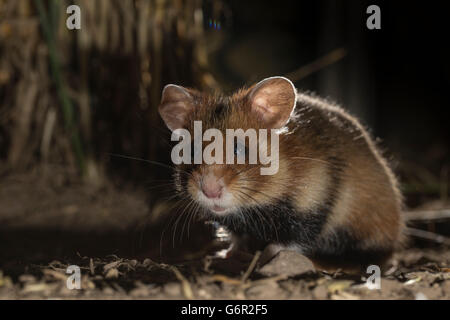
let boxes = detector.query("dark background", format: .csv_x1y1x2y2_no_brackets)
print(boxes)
213,0,449,174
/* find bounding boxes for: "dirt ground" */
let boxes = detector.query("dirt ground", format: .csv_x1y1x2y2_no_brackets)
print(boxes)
1,167,450,300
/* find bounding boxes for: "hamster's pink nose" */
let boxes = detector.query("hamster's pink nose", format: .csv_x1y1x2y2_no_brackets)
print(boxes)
201,176,223,199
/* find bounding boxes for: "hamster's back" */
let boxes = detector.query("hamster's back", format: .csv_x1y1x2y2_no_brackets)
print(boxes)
290,92,404,270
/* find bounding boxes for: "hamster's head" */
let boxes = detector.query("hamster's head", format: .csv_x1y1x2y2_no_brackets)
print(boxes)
158,77,297,216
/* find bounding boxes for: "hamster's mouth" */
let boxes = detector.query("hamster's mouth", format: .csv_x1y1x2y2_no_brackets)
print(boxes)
192,187,235,215
207,204,233,215
212,205,226,212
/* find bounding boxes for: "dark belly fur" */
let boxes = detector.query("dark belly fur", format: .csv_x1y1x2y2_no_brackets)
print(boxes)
206,199,392,269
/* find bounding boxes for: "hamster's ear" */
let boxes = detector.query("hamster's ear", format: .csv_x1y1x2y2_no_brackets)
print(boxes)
159,84,194,131
247,76,296,129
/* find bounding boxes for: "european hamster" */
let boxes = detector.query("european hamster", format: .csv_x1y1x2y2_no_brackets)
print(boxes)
158,76,404,271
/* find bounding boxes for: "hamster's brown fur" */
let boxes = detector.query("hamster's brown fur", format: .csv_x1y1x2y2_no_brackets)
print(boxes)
159,77,405,271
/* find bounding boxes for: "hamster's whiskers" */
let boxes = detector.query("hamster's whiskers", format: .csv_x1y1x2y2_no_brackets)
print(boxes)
234,189,280,242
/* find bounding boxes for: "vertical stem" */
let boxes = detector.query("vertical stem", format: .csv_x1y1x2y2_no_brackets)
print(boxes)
35,0,86,174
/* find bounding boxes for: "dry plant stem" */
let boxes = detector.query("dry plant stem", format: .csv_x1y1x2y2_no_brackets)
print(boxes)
36,0,85,173
7,73,38,165
404,227,450,246
405,209,450,221
171,266,194,299
285,48,347,82
240,250,261,283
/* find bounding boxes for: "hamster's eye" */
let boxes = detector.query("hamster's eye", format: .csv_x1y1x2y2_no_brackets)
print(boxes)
234,143,245,157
